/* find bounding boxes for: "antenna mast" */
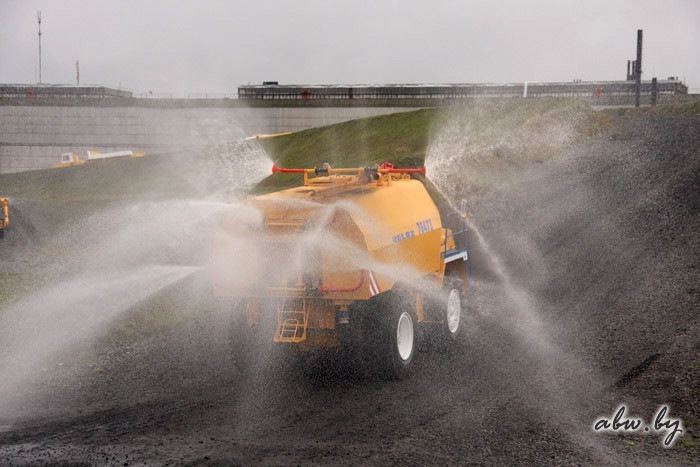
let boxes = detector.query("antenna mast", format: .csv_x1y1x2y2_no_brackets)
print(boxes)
37,10,42,84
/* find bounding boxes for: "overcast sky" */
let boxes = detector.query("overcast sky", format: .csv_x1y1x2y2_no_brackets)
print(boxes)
1,0,698,95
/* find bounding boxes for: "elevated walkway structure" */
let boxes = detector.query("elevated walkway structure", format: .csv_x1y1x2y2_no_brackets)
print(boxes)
238,80,688,102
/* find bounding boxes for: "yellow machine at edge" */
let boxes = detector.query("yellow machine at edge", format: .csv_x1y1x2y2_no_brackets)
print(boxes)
212,162,470,378
0,198,9,238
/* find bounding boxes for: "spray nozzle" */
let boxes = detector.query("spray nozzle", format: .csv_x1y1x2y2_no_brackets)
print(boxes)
315,163,332,176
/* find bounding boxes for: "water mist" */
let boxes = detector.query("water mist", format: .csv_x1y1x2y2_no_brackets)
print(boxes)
0,138,275,421
424,102,612,456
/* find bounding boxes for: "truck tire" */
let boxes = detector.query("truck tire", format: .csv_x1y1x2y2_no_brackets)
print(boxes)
227,300,251,368
442,276,464,341
425,273,466,350
228,300,269,372
380,292,418,379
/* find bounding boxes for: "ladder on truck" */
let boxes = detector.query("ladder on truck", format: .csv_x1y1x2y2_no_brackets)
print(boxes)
442,199,469,265
274,298,309,343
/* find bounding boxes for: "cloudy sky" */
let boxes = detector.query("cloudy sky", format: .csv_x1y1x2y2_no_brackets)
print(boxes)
1,0,698,95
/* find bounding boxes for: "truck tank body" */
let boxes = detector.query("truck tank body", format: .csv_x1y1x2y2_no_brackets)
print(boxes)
212,177,444,301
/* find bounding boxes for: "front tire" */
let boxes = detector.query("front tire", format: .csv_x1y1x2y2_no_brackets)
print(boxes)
443,280,463,341
426,273,466,349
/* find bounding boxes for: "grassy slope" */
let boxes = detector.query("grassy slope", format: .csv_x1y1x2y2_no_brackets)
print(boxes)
255,97,611,194
0,152,214,231
253,108,439,193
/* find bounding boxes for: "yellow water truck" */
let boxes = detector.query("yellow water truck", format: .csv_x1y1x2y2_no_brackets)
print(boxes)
0,198,9,238
212,163,469,378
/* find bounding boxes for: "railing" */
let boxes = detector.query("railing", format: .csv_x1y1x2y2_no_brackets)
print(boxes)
443,200,469,263
237,81,689,100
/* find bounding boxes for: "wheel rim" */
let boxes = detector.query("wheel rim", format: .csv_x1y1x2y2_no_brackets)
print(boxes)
396,312,414,361
446,289,461,334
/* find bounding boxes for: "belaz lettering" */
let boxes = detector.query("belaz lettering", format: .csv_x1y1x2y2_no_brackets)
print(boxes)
392,218,434,243
416,218,434,234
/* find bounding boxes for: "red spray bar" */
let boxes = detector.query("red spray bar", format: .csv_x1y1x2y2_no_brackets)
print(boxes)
271,163,426,175
272,165,305,173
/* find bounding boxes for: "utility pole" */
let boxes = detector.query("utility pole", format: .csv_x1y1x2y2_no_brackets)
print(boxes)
635,29,643,108
37,10,42,84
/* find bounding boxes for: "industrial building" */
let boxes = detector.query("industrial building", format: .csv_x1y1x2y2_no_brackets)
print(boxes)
238,80,688,101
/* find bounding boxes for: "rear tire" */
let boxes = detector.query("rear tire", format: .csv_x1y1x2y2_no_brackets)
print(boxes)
228,300,278,371
380,292,418,379
228,300,254,370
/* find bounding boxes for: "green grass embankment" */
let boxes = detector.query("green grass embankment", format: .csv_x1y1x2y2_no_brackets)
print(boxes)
252,108,439,193
0,152,215,232
254,97,610,194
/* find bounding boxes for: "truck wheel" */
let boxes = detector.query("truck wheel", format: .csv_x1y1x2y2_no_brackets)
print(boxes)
228,300,269,371
228,300,252,368
443,279,464,341
381,293,418,379
427,274,465,349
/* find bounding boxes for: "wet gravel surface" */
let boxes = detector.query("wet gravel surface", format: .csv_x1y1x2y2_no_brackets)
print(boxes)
0,114,698,465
